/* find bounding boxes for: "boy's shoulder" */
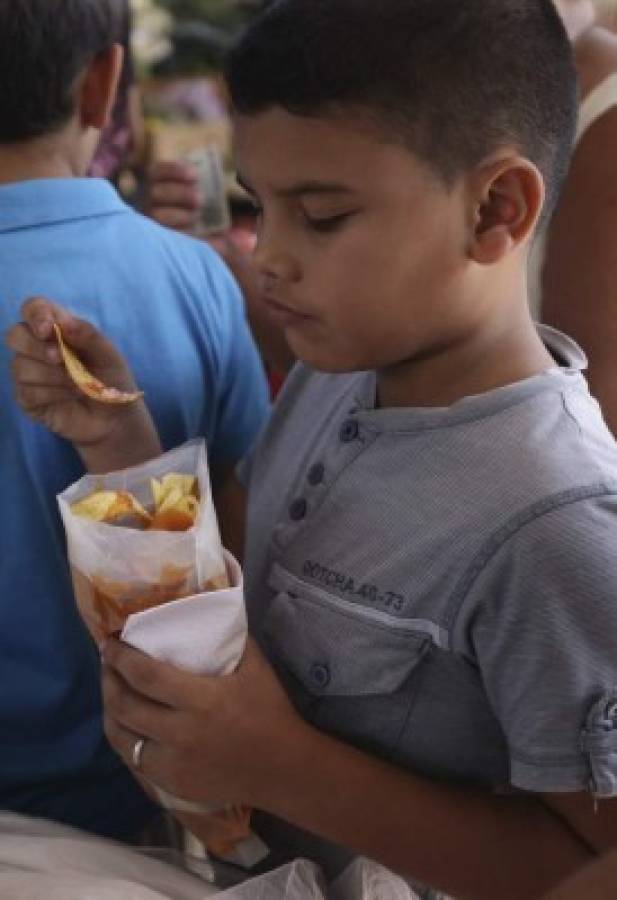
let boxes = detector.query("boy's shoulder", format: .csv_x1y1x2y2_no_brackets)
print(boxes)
120,209,242,314
126,209,224,269
254,342,617,547
274,331,617,477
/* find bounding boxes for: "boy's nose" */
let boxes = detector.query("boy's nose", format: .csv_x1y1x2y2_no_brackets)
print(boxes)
253,234,301,283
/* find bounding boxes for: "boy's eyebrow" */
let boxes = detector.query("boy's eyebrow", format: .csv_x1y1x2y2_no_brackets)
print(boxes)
278,181,355,198
236,173,354,198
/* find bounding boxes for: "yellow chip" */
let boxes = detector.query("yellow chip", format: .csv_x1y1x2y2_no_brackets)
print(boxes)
54,323,143,405
71,491,118,521
149,475,200,532
150,477,165,510
157,485,185,514
162,473,197,496
151,474,198,510
172,494,200,520
150,495,200,532
71,490,152,526
156,490,200,524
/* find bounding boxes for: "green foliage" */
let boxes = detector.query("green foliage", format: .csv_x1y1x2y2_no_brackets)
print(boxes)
156,0,255,31
152,0,265,74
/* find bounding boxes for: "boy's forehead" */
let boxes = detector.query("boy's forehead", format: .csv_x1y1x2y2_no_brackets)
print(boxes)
233,107,426,193
234,107,367,165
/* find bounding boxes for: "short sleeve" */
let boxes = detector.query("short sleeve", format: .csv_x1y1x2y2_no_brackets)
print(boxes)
200,251,270,469
459,492,617,797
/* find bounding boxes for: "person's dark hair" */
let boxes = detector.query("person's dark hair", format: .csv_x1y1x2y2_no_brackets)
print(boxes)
0,0,124,143
227,0,578,221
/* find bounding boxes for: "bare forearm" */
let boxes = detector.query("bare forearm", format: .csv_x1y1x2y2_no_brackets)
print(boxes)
542,851,617,900
256,723,591,900
76,404,162,474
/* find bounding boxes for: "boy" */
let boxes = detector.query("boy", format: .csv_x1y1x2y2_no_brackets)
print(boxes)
0,0,268,842
8,0,617,895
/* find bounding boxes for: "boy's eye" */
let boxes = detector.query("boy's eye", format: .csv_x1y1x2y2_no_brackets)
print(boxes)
303,211,355,233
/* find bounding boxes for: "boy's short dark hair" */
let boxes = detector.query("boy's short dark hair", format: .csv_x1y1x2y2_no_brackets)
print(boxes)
0,0,123,143
227,0,577,221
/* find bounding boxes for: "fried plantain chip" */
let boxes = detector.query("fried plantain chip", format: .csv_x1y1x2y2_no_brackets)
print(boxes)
72,473,199,533
151,474,198,508
54,323,143,405
150,495,200,531
149,474,200,532
71,490,152,526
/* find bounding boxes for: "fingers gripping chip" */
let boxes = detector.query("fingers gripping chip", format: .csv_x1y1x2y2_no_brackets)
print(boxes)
54,323,143,405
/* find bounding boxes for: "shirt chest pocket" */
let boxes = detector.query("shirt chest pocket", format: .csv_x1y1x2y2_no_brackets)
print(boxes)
262,564,431,757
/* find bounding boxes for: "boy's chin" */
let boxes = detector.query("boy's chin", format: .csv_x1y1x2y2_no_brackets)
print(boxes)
288,338,369,374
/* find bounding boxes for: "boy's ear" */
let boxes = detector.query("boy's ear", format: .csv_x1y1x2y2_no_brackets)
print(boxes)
78,44,124,131
467,155,545,265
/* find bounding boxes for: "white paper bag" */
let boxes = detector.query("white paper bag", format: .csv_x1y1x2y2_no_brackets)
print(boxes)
0,813,218,900
57,441,263,862
58,440,227,643
121,551,269,868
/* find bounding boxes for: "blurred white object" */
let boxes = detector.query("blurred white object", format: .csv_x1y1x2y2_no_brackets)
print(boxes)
0,813,217,900
131,0,173,70
331,859,422,900
121,549,245,677
215,857,422,900
184,146,232,236
0,814,424,900
220,859,324,900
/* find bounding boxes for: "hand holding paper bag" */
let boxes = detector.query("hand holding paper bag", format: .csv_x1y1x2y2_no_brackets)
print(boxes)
58,441,265,863
102,632,305,858
119,551,266,863
102,630,300,806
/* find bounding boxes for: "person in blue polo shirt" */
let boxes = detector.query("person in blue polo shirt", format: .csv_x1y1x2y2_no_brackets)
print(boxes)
0,0,269,841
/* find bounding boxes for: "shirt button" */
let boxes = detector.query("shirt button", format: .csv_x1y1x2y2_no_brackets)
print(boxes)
340,419,359,443
307,462,325,486
289,498,308,521
310,663,331,688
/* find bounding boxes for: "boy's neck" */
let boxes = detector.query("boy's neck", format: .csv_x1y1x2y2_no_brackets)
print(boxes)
376,303,555,411
0,129,91,186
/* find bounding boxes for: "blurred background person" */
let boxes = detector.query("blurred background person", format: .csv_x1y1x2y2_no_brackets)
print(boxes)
89,0,147,182
530,0,617,433
0,0,268,843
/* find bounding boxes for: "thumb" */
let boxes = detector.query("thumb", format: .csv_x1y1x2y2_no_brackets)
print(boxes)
20,297,108,358
24,300,129,375
20,296,73,342
61,318,137,392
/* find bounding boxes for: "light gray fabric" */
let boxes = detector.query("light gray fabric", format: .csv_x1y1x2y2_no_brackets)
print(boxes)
241,326,617,875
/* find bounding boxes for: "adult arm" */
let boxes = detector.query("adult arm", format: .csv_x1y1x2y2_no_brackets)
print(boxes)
542,107,617,435
542,848,617,900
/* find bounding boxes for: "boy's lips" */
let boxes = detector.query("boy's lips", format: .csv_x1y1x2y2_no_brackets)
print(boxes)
264,296,314,325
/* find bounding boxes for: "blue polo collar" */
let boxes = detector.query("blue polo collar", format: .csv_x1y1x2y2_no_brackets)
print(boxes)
0,178,129,234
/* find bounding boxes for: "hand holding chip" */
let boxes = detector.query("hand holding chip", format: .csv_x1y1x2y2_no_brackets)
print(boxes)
6,297,161,472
